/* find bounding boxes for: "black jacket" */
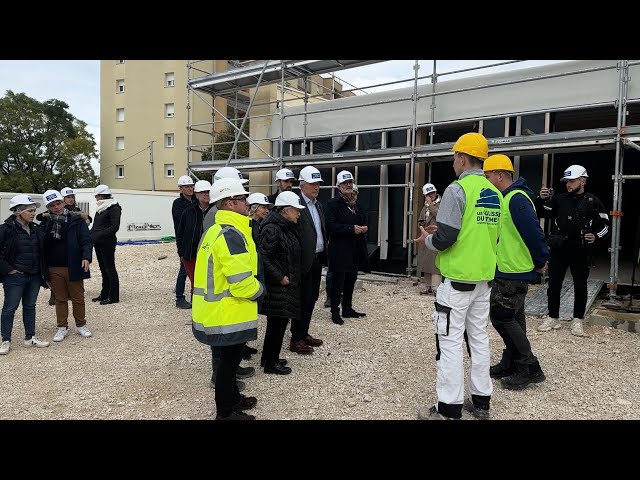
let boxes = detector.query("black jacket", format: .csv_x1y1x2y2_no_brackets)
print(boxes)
176,203,211,261
91,203,122,246
326,194,370,273
296,194,327,273
172,194,196,234
39,211,93,281
259,210,302,319
0,215,48,285
535,191,610,248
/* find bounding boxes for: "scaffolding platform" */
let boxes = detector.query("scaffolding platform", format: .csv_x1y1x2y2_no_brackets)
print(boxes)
525,278,604,318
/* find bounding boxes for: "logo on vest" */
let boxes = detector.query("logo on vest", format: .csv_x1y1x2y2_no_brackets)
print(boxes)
475,188,501,224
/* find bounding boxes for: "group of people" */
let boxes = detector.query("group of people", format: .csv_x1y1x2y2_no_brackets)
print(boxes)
0,185,122,355
176,164,369,419
413,132,609,420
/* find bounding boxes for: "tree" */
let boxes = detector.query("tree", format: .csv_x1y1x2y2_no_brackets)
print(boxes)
0,90,99,193
201,122,250,162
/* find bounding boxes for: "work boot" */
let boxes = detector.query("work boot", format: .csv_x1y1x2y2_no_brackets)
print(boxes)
490,349,514,379
463,399,491,420
417,405,457,420
537,316,561,332
324,297,331,308
331,313,344,325
342,308,366,318
501,360,546,390
570,318,587,337
236,365,255,379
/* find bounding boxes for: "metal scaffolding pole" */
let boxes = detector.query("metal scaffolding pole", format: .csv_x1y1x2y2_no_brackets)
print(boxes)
278,62,285,168
406,60,420,275
609,60,630,297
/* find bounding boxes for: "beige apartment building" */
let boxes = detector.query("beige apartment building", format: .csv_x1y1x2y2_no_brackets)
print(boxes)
100,60,355,191
100,60,228,191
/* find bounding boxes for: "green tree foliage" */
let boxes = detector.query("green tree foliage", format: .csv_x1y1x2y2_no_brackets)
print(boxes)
201,122,250,162
0,90,99,193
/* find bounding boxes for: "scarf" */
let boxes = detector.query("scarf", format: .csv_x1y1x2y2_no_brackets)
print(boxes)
96,198,118,215
339,190,357,212
49,208,69,240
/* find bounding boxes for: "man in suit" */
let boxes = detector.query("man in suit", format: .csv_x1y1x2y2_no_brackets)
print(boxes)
291,165,326,355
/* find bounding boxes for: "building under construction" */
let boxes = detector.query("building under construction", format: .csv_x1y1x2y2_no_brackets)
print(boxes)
184,60,640,297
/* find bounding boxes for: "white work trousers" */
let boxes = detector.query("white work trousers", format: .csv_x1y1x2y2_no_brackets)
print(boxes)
433,278,493,407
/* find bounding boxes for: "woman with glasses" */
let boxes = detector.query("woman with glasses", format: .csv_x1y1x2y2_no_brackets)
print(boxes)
0,194,50,355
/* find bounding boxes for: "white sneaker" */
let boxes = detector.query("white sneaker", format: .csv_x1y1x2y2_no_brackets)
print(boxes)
0,340,11,355
77,325,92,338
23,337,50,348
537,316,561,332
53,327,69,342
570,318,587,337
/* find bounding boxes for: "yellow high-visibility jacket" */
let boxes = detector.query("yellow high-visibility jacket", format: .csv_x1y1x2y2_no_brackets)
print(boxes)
192,209,263,346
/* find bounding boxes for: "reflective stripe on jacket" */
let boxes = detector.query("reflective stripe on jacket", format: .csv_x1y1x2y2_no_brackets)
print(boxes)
191,209,263,346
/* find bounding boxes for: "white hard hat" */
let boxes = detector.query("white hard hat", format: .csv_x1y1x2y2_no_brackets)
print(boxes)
275,168,296,181
94,184,112,196
336,170,354,185
298,165,323,183
561,165,588,181
177,175,195,186
214,166,249,184
9,194,40,210
275,191,305,209
247,193,273,206
209,177,250,204
60,187,75,197
43,189,64,206
194,180,212,193
422,183,437,195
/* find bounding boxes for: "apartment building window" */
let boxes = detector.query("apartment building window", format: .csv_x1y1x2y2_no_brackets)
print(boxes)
116,60,125,64
165,103,175,118
116,136,125,150
165,72,175,88
116,165,125,178
116,79,125,93
165,133,175,148
165,164,175,178
116,108,125,122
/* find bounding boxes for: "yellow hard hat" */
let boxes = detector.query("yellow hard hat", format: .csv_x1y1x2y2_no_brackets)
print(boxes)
452,132,489,159
483,154,514,172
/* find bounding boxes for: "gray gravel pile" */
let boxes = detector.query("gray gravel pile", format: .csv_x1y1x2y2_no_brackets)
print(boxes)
0,242,637,420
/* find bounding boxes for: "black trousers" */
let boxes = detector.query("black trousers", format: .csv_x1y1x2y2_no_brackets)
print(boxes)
547,245,590,319
261,316,289,366
215,342,245,417
330,270,358,315
490,277,537,366
95,241,119,301
292,254,323,342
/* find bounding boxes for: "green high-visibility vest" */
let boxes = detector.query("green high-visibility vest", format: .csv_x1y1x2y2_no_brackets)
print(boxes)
496,190,534,273
436,174,501,282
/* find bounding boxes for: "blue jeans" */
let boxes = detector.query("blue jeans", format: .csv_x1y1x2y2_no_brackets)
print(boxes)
175,259,187,301
1,273,42,342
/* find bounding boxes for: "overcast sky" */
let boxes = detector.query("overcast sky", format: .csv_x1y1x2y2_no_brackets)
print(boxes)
0,60,567,177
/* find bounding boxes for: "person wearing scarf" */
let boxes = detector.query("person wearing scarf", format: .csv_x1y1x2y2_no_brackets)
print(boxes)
325,170,369,325
90,185,122,305
39,190,93,342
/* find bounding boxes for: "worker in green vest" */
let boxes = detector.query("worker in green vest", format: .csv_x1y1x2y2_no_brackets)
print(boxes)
413,132,501,420
483,154,548,390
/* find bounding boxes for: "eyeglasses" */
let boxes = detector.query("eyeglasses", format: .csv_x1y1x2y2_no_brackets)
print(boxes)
228,195,248,202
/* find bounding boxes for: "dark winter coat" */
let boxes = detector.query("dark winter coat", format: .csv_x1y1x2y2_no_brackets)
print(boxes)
326,194,370,273
176,203,211,261
91,203,122,246
259,209,302,319
172,193,196,234
39,211,93,281
0,215,48,285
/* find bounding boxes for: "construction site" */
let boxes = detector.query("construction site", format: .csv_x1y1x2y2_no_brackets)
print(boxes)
181,60,640,325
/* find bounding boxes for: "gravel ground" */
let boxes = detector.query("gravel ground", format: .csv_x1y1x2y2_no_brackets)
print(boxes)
0,241,638,420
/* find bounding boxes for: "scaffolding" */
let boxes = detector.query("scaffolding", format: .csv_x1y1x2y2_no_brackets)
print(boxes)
185,59,640,298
